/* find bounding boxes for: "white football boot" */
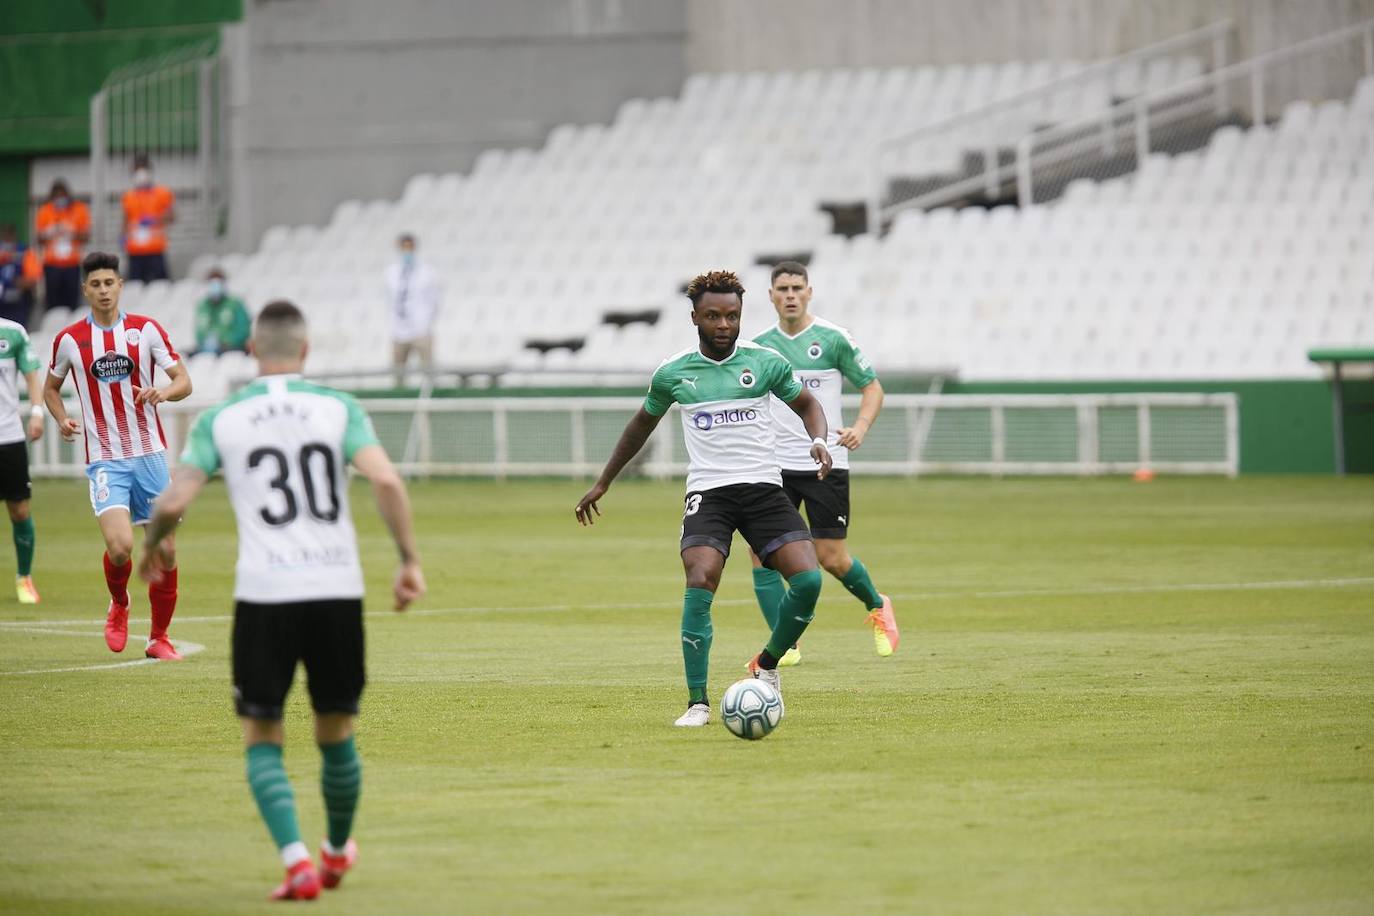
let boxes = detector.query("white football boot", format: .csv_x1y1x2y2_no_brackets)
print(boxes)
746,655,784,716
673,703,711,727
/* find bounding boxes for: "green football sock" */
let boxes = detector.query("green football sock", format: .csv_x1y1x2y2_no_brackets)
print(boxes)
681,588,714,705
246,743,303,852
320,736,362,848
12,517,34,577
751,566,785,631
765,569,822,659
840,556,883,610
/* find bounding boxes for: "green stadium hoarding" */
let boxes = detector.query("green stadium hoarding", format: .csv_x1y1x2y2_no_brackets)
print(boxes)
948,379,1373,475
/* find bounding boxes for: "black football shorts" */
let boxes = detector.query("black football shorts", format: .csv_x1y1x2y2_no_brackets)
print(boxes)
679,482,812,567
780,468,850,539
232,598,365,720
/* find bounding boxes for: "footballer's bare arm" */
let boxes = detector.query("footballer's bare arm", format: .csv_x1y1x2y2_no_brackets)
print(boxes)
575,408,663,525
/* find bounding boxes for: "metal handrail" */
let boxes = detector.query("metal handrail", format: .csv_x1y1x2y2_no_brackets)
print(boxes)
1014,17,1374,206
882,20,1232,151
90,39,225,253
870,19,1234,225
101,39,216,88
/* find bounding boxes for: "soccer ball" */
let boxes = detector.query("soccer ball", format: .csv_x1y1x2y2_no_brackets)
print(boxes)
721,678,783,740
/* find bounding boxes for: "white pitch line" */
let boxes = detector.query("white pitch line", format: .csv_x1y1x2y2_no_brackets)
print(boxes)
899,576,1374,601
1,575,1371,631
0,627,205,676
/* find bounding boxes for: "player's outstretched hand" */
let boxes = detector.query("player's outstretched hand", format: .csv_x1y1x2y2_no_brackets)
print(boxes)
575,482,608,526
131,385,167,406
393,560,425,612
137,542,174,585
58,417,80,441
836,424,866,450
811,442,833,481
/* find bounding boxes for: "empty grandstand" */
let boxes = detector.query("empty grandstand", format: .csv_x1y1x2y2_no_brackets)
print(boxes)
11,2,1372,474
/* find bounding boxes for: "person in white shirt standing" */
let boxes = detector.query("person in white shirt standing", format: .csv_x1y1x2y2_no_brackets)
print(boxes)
383,233,441,389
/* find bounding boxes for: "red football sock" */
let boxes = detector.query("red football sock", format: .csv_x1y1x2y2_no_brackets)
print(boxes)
103,552,131,606
149,566,178,640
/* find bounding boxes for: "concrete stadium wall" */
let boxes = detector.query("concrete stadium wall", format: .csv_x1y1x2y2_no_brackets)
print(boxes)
686,0,1374,71
223,0,686,250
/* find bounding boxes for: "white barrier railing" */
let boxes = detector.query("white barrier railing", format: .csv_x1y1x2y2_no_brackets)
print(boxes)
1014,18,1374,206
871,20,1233,227
32,392,1239,479
90,40,228,253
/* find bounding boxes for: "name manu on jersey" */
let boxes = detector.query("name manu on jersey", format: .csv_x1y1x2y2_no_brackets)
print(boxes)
244,398,315,426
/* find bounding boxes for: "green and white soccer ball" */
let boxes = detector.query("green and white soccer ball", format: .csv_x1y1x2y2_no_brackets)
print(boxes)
721,678,783,740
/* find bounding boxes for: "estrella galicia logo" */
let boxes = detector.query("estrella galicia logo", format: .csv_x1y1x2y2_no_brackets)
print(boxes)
738,368,756,388
692,407,759,431
90,351,134,384
807,342,823,359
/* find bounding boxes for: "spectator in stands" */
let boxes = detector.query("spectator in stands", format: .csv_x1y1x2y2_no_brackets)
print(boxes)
384,232,441,388
122,154,176,283
0,224,42,328
35,179,90,313
192,268,252,356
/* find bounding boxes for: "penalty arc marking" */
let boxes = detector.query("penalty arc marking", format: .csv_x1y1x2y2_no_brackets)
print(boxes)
0,626,206,676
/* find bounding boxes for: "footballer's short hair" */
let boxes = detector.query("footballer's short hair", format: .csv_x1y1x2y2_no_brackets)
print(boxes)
254,299,308,360
81,251,121,278
685,270,745,307
770,261,809,285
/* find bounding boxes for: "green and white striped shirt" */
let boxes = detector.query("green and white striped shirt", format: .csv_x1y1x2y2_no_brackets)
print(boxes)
643,340,803,492
753,317,877,471
180,374,380,603
0,319,40,446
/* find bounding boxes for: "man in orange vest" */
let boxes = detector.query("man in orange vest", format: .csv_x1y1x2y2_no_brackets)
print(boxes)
35,179,90,312
122,154,176,283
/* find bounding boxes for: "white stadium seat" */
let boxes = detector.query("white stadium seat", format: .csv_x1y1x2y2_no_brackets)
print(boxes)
160,58,1372,384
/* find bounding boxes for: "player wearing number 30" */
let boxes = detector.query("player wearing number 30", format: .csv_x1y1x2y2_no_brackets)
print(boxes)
575,270,832,728
139,300,425,900
43,251,192,660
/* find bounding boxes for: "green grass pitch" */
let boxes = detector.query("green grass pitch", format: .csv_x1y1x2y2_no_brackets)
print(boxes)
1,474,1372,914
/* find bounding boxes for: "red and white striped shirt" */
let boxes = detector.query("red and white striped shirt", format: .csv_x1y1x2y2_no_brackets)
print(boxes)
49,313,180,463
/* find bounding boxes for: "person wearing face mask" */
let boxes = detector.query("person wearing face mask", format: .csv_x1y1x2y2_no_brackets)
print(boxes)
0,224,42,329
193,268,252,356
121,154,176,284
35,179,91,313
383,233,441,388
